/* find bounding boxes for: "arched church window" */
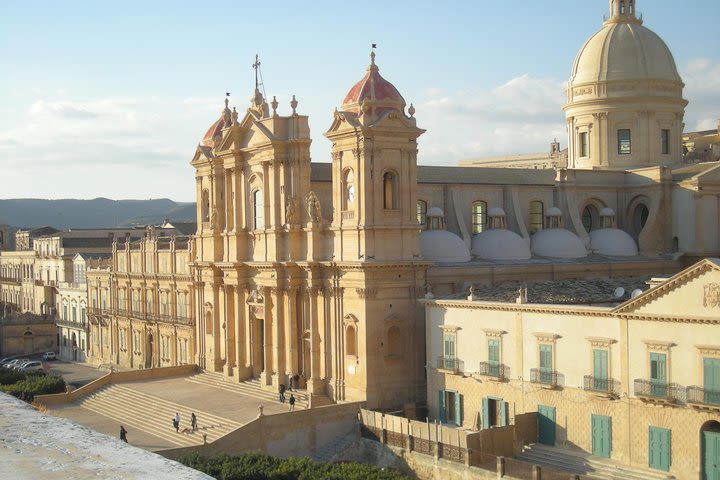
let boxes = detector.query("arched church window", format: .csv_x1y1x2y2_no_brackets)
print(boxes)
633,204,649,233
529,201,544,234
205,311,213,335
417,200,427,230
471,201,488,234
582,205,599,232
383,171,398,209
253,189,264,229
345,324,357,357
342,169,355,210
201,189,210,222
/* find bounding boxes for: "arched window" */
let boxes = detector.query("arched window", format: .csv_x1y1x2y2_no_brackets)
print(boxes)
529,201,544,234
383,171,398,209
633,204,649,233
582,205,599,233
471,201,488,234
417,200,427,230
387,326,401,357
205,311,213,335
201,189,210,222
253,189,264,229
345,324,357,356
343,169,355,210
620,0,625,14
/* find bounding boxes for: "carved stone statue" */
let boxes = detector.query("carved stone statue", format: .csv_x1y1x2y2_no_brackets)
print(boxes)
285,195,298,226
305,191,322,223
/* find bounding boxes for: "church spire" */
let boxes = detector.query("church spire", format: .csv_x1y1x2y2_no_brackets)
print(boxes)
607,0,641,24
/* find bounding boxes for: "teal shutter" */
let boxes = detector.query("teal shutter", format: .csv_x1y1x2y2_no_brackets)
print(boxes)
704,358,720,404
444,334,455,358
650,352,667,397
488,339,500,376
438,390,446,423
540,344,552,369
482,397,490,430
500,401,509,427
455,394,463,427
593,349,608,390
649,426,671,471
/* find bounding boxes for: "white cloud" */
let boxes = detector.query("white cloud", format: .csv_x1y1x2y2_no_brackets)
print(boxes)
681,58,720,132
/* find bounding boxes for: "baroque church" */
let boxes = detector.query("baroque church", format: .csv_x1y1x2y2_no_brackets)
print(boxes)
86,0,719,410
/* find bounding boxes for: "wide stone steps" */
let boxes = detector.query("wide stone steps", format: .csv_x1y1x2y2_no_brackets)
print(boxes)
185,371,314,408
518,444,675,480
78,384,241,448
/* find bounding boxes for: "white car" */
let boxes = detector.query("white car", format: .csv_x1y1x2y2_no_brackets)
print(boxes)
42,352,56,361
18,361,43,371
5,359,29,369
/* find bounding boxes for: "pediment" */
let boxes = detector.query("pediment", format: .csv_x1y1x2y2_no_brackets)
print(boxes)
325,111,361,137
613,258,720,321
190,145,215,166
215,111,275,152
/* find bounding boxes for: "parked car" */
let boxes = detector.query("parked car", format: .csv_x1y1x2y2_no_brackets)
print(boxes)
4,358,29,369
18,361,43,371
0,357,17,367
42,352,56,361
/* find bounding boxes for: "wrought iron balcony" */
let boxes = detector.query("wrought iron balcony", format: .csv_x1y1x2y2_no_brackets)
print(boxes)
478,361,509,380
687,386,720,407
530,368,564,388
583,375,620,395
55,318,89,330
437,356,464,374
634,379,686,403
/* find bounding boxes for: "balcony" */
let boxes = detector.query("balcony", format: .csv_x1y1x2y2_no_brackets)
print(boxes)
478,361,510,381
0,276,21,286
437,356,464,375
687,386,720,409
634,379,686,404
530,368,564,389
55,318,88,330
583,375,620,397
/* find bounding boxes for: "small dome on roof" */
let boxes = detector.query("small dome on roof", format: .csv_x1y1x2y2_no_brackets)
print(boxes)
590,228,638,256
472,229,531,261
546,206,562,217
488,207,506,217
342,51,406,118
531,229,588,258
600,207,616,217
427,207,444,217
420,230,471,263
202,117,224,147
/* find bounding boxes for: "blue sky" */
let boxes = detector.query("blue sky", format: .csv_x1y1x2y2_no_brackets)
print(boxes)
1,0,718,201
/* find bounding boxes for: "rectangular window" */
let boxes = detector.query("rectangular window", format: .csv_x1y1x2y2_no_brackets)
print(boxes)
444,334,455,358
593,349,609,391
703,358,720,405
488,339,500,377
650,352,667,397
660,129,670,155
539,344,553,384
438,390,462,426
580,132,589,157
618,129,631,154
482,397,509,429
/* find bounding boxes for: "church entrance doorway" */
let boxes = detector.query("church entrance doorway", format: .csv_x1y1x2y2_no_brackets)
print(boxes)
145,333,154,368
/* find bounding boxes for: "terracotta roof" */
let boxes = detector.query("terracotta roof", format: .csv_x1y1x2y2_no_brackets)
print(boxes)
341,52,405,117
202,117,224,147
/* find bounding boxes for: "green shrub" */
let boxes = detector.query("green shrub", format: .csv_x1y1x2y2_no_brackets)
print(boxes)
177,452,411,480
0,368,25,385
0,371,65,402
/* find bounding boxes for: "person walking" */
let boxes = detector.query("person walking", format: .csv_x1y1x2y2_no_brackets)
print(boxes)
279,383,286,403
289,394,296,411
191,412,197,432
119,425,128,443
173,412,180,433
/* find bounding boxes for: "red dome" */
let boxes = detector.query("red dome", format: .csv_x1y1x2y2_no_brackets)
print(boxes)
202,117,223,147
341,52,406,116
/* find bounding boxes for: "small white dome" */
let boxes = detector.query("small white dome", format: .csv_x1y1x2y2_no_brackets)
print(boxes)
531,229,588,258
427,207,444,217
488,207,506,217
590,228,638,256
546,207,562,217
600,207,615,217
472,229,531,260
420,230,471,263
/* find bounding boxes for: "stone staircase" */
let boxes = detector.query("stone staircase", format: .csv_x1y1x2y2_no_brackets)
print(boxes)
78,383,242,448
313,426,360,463
185,371,332,409
517,443,675,480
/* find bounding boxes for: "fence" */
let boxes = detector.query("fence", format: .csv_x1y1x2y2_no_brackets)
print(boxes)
359,408,585,479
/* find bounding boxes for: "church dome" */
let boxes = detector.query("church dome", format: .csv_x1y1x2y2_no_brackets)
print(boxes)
472,230,531,261
531,229,588,259
342,51,406,117
420,230,471,263
419,207,470,263
202,117,224,147
590,228,638,256
570,3,681,86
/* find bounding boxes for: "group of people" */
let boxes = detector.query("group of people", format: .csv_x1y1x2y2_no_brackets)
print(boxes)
172,412,197,433
278,383,296,411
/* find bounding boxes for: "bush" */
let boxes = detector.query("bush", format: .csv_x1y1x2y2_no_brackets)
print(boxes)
0,371,65,402
177,452,411,480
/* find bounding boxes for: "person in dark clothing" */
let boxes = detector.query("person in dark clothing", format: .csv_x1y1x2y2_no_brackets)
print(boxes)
289,394,296,411
120,425,128,442
191,412,197,432
279,383,286,403
173,412,180,432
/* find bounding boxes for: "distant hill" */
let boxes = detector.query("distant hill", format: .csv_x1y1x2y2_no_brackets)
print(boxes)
0,198,197,229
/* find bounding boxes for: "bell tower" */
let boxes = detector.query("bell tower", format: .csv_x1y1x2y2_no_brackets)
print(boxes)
325,51,425,261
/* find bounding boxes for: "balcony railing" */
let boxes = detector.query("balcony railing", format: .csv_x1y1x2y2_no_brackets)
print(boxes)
437,356,464,374
583,375,620,395
530,368,564,388
478,361,509,380
634,379,686,403
687,386,720,407
55,318,89,330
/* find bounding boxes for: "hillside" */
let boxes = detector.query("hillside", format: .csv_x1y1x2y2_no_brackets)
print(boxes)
0,198,196,229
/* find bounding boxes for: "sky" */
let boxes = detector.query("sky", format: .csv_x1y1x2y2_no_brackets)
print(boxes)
1,0,718,202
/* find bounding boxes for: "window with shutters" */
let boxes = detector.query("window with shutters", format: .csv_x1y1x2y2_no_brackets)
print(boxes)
438,390,463,427
539,344,553,384
482,397,509,429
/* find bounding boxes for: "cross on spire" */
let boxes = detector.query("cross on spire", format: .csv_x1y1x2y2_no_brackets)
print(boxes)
252,54,261,90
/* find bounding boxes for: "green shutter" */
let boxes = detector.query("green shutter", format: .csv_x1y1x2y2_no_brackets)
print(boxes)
444,334,455,358
482,397,490,430
540,344,552,370
488,339,499,363
438,390,446,423
593,349,608,379
500,401,509,427
650,352,667,382
455,394,463,427
704,358,720,405
649,426,671,471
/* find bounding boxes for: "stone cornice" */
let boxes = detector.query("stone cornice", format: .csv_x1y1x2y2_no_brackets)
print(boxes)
422,299,614,317
586,337,617,348
643,340,675,351
533,332,561,343
483,329,506,338
696,345,720,356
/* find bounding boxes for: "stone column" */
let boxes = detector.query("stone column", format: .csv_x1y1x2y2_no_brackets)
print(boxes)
308,286,323,394
270,287,283,387
284,287,297,380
